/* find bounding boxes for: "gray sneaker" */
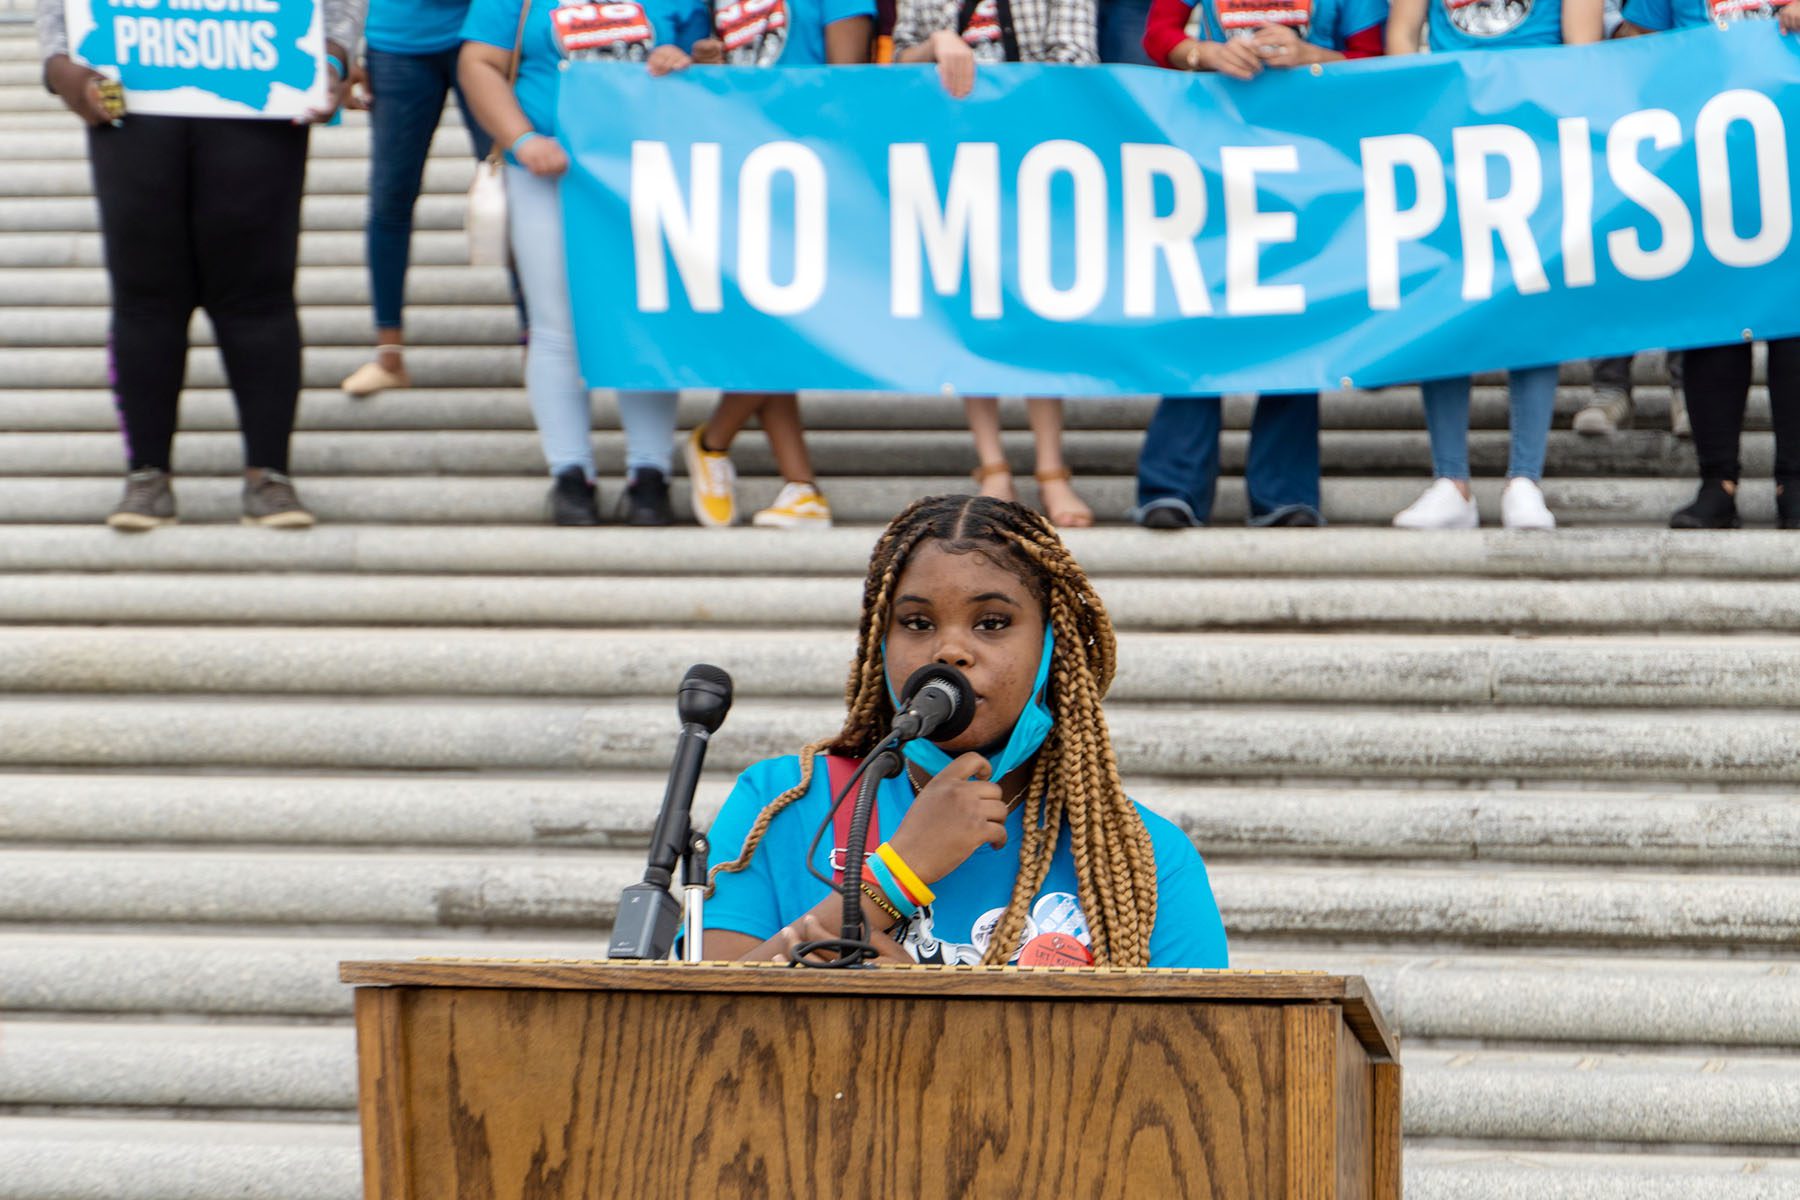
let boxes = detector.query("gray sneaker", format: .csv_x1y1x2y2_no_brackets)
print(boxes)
107,468,177,531
242,470,316,529
1573,385,1633,436
1670,384,1692,439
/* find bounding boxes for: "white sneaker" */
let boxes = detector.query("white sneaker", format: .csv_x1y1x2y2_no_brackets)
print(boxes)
1501,478,1556,530
751,481,833,528
1393,478,1479,529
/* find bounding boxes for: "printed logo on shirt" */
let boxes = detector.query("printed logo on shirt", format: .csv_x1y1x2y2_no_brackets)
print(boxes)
1443,0,1534,37
714,0,791,64
1216,0,1315,38
1707,0,1790,22
960,0,1010,61
899,891,1093,965
553,1,657,61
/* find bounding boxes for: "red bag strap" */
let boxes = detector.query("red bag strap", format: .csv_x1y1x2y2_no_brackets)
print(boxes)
825,754,882,884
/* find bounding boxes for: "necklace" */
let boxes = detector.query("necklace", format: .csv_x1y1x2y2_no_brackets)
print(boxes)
906,756,1028,814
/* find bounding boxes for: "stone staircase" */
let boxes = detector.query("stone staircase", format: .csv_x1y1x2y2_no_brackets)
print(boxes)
3,22,1799,1199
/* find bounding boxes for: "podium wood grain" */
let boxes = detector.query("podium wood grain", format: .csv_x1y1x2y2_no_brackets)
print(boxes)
346,962,1398,1200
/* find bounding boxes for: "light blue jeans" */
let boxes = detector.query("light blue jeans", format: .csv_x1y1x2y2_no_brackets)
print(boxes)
506,164,676,480
1421,365,1558,482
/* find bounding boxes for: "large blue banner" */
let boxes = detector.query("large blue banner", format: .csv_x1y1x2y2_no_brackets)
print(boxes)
561,24,1800,396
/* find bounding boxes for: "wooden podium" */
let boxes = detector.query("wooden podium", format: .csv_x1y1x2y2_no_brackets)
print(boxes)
340,960,1399,1200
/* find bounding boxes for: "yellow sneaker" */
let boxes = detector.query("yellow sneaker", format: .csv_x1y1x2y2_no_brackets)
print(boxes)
752,481,833,529
683,423,737,528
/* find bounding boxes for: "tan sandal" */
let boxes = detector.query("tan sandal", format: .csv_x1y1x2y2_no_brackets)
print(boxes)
340,350,410,399
1034,468,1093,528
971,460,1016,502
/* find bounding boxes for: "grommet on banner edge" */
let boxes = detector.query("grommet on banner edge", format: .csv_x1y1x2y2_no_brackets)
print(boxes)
1309,64,1323,76
1742,329,1754,341
941,383,956,396
1339,376,1353,390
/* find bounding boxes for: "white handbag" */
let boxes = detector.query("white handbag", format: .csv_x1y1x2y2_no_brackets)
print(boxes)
466,2,531,267
466,158,509,266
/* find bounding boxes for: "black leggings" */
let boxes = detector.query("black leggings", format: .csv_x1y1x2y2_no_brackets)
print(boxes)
88,115,308,473
1685,337,1800,485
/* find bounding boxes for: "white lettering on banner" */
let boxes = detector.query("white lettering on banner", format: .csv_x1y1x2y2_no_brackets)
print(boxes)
1361,133,1447,312
1558,117,1597,289
1454,125,1549,302
1607,109,1693,281
1018,141,1108,321
889,143,1002,319
1222,145,1305,316
1695,89,1791,268
109,16,278,68
737,142,828,315
631,141,723,313
1120,144,1212,318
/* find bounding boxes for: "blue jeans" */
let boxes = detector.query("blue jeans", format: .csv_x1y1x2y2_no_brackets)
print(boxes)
506,165,676,480
1137,394,1322,523
1096,0,1155,64
365,47,491,331
1421,366,1558,481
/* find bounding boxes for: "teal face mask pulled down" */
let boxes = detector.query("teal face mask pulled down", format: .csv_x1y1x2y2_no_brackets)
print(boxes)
882,627,1056,786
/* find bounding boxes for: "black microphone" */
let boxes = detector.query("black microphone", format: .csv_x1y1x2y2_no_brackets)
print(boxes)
890,663,976,745
608,664,733,961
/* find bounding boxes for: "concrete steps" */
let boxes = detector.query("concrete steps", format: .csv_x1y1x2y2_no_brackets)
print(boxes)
3,28,1796,1200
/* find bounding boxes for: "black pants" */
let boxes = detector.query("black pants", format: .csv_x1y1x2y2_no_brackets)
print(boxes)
88,115,309,473
1685,338,1800,484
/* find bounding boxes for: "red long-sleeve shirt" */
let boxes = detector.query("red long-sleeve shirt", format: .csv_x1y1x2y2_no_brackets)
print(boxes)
1142,0,1384,69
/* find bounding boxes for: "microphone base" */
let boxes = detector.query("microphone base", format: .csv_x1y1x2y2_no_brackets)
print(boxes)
607,882,683,961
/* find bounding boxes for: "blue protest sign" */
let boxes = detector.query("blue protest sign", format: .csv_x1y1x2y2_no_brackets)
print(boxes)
65,0,325,119
559,23,1800,397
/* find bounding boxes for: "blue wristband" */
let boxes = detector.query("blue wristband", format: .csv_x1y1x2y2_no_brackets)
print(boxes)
324,53,346,81
865,857,918,920
510,130,543,156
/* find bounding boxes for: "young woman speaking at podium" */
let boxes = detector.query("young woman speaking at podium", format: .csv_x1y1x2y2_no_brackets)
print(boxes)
702,495,1230,969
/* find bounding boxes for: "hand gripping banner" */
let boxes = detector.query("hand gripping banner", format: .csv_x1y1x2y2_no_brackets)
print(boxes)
560,23,1800,397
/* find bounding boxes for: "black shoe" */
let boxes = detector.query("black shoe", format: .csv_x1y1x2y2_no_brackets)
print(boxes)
241,470,314,529
1778,481,1800,530
619,466,674,527
1132,498,1200,529
551,466,600,526
1249,503,1325,528
1669,480,1740,530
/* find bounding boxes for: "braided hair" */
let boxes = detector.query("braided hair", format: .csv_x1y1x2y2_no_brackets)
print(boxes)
707,495,1159,966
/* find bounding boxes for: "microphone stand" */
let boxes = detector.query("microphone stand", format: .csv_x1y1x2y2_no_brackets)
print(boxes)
681,830,709,964
837,737,907,964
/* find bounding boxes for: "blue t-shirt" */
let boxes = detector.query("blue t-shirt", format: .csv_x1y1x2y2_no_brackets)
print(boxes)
1428,0,1565,49
463,0,713,148
1622,0,1788,30
705,755,1231,968
368,0,474,55
711,0,877,64
1192,0,1389,50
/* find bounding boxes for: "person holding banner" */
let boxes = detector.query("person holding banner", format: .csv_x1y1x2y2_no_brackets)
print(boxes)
1386,0,1602,531
1615,0,1800,529
1130,0,1385,530
340,0,505,400
893,0,1100,529
676,0,877,530
460,0,710,526
701,494,1229,968
37,0,364,530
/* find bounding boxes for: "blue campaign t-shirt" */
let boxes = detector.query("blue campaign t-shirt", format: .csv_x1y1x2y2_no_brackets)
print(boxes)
1622,0,1789,30
712,0,877,64
367,0,474,55
1428,0,1565,49
463,0,713,152
1192,0,1389,50
705,755,1231,968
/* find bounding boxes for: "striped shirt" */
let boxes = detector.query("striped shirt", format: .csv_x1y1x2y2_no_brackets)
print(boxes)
892,0,1099,62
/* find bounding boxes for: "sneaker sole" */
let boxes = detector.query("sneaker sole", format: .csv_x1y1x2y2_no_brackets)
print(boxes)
1572,410,1616,437
105,513,177,532
682,439,736,528
751,513,833,529
241,512,316,529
